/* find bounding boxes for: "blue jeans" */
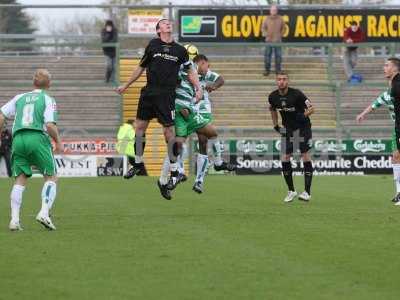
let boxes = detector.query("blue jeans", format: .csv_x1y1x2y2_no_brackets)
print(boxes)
264,45,282,73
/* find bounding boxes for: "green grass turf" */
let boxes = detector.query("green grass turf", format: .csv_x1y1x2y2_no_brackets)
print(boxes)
0,175,400,300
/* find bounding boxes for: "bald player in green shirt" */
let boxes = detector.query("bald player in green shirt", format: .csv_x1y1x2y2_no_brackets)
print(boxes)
0,69,63,231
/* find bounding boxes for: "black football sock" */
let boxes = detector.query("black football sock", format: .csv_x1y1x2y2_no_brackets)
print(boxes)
281,161,295,191
303,161,313,195
128,156,135,166
169,141,182,176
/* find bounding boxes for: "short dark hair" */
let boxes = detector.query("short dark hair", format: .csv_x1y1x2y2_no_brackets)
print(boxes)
105,20,114,27
276,71,289,77
388,57,400,71
349,21,358,26
193,54,208,63
126,119,135,124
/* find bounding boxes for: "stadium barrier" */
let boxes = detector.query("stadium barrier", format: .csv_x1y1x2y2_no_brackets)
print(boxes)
189,138,394,176
0,37,395,176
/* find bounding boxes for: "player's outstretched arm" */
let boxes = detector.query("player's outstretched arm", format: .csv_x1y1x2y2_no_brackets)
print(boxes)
116,66,145,94
46,122,63,154
187,67,203,102
356,105,374,123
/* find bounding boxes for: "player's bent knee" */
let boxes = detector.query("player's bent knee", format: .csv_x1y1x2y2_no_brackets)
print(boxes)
15,174,27,186
199,126,217,139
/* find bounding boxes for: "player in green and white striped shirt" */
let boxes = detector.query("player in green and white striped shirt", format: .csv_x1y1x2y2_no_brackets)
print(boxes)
159,51,236,196
357,90,394,121
175,61,197,113
0,69,62,231
356,88,400,203
191,54,236,193
158,47,218,199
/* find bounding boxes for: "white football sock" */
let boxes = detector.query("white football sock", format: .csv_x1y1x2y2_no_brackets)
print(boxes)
10,185,25,223
159,155,170,185
210,137,223,166
177,154,185,174
196,154,209,183
393,164,400,193
181,143,189,160
170,161,178,173
178,143,188,174
134,155,143,164
40,181,57,217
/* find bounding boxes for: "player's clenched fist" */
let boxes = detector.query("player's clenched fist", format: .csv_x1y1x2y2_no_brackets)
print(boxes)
116,85,127,94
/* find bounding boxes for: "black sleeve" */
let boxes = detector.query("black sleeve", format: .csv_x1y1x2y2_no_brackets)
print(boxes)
179,48,191,70
101,30,112,43
139,43,152,68
268,94,276,111
110,29,118,43
296,90,310,109
391,82,400,129
297,90,308,107
101,30,107,42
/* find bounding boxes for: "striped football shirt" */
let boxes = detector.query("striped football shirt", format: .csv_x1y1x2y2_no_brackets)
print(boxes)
371,90,394,121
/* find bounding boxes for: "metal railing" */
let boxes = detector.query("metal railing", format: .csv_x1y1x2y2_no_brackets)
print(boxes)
0,41,123,132
197,42,393,140
0,38,395,140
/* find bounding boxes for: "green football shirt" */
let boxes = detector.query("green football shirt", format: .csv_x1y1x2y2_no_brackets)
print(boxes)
1,89,58,136
196,69,220,114
175,62,196,110
371,89,394,122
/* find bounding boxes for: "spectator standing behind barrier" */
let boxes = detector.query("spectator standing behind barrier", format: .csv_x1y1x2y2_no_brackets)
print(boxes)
0,128,12,177
261,4,285,77
101,20,118,83
116,119,148,176
343,21,365,82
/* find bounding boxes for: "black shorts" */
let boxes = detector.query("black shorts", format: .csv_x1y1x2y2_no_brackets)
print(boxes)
136,89,175,127
281,126,312,155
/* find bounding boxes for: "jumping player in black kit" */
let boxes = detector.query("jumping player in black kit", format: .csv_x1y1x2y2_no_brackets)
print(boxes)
268,72,315,203
117,19,202,194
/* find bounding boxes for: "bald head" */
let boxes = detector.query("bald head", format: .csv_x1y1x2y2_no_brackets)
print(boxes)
33,69,51,89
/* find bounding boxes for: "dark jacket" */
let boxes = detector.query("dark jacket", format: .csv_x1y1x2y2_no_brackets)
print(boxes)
101,27,118,58
0,129,12,154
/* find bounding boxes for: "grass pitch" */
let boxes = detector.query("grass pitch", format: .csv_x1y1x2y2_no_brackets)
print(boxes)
0,175,399,300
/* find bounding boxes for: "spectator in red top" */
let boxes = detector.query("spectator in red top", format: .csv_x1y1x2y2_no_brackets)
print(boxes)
343,21,365,81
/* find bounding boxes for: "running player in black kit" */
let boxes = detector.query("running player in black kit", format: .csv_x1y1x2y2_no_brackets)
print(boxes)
268,72,315,203
117,19,202,193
